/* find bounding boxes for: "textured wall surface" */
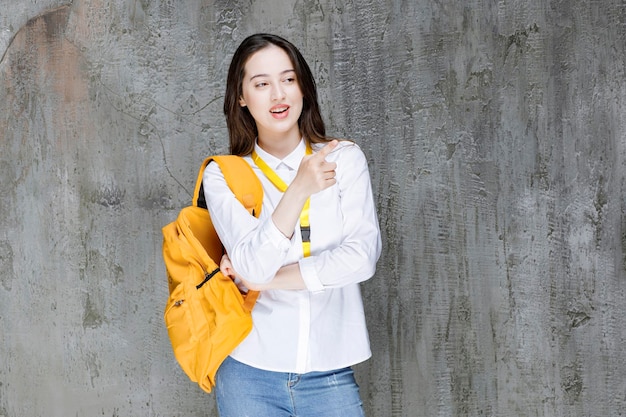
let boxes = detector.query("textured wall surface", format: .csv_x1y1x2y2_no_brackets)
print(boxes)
1,1,625,416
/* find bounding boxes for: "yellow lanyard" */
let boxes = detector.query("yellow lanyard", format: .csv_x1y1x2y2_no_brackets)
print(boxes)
252,143,312,257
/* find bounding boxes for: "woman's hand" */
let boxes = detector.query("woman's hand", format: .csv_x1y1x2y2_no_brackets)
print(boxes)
271,140,339,239
221,254,258,292
220,254,306,291
291,140,339,197
221,254,273,292
220,253,236,280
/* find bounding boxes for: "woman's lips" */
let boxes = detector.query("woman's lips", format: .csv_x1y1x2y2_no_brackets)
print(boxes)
270,105,290,119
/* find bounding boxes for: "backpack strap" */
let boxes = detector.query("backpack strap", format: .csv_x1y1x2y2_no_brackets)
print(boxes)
191,155,263,311
193,156,263,219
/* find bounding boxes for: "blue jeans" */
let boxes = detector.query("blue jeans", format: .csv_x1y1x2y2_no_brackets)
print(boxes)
215,356,366,417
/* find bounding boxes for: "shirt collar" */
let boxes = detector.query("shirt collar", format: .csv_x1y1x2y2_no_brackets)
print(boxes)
253,138,306,171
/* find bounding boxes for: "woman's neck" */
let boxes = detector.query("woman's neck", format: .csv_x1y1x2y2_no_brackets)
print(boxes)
257,133,302,159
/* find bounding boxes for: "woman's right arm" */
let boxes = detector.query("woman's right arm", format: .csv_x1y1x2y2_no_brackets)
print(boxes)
203,161,291,284
204,141,339,285
270,140,338,238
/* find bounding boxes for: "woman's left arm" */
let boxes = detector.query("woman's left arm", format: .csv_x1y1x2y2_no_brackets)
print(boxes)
297,142,382,290
221,255,305,291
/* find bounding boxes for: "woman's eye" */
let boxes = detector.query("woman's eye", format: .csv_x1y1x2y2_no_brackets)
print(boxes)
284,77,295,84
255,82,268,88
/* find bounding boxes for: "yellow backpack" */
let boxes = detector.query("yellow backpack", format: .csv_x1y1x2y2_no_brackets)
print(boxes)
162,155,262,393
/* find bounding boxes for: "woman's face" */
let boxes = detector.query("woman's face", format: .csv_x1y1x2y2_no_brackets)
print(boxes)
239,45,304,145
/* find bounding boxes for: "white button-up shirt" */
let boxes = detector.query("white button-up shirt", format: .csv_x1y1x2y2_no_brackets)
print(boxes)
203,139,382,373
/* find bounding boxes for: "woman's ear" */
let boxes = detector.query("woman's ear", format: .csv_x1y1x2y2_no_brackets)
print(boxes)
239,96,247,107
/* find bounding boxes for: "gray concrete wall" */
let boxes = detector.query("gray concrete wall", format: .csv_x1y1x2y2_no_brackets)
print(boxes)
1,1,625,416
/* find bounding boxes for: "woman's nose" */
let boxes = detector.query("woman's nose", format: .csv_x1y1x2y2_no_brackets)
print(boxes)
271,83,285,101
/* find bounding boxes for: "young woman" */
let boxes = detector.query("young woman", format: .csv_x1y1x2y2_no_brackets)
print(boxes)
203,33,382,417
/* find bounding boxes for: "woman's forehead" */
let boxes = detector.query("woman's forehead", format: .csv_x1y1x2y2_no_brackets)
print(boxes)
244,45,294,78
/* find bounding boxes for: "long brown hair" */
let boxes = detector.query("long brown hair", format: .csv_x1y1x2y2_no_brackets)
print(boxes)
224,33,330,156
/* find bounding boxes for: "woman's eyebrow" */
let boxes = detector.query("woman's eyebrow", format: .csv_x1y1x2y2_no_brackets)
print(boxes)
249,69,295,81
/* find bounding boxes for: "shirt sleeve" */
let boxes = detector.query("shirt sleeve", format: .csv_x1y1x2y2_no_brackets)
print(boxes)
203,161,292,283
298,142,382,290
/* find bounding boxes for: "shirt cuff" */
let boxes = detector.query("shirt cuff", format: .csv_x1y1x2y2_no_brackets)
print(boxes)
298,257,325,293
